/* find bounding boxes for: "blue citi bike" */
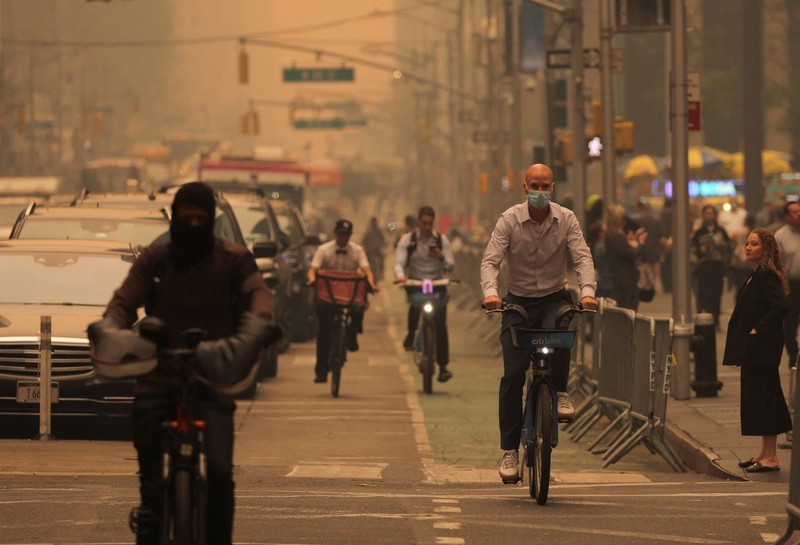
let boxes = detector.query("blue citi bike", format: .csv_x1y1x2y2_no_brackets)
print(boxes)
399,278,457,394
486,302,594,504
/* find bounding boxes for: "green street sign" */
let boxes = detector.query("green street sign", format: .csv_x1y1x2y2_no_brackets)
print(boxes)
283,67,355,83
293,118,346,129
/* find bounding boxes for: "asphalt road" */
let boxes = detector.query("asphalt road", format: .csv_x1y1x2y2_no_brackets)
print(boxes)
0,288,792,544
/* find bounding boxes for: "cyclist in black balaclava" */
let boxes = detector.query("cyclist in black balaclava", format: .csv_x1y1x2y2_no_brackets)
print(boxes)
169,181,216,268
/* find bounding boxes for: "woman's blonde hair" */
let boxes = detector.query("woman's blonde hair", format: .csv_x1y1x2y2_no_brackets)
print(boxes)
606,204,626,232
751,228,789,295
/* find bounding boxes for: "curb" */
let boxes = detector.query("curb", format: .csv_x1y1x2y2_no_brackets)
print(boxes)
664,421,747,481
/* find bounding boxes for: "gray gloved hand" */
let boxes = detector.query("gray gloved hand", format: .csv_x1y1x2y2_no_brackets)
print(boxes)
193,312,276,388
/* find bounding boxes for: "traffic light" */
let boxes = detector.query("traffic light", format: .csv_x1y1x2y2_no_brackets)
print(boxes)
91,112,105,138
592,100,602,136
16,109,26,136
614,120,635,152
479,171,489,196
238,49,249,85
557,131,573,164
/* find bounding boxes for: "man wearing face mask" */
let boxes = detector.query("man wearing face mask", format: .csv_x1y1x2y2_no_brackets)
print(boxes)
480,163,597,484
101,181,275,545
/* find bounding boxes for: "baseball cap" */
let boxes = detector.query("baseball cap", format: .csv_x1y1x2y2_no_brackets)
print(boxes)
334,219,353,234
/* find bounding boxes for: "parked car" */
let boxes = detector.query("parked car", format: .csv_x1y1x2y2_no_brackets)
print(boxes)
268,199,320,341
11,191,283,388
0,239,139,422
221,191,294,361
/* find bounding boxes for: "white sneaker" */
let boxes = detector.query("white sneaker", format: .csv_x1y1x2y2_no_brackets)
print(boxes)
557,392,575,421
499,449,520,484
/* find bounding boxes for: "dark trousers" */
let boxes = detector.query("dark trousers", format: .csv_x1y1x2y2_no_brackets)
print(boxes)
406,287,449,366
693,260,725,325
499,290,573,450
132,390,235,545
785,280,800,368
315,302,364,377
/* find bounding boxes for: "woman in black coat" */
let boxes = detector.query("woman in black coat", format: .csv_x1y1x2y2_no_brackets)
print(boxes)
722,228,790,472
604,204,647,311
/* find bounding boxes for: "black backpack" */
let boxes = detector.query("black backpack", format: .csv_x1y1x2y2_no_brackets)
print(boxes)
405,230,442,268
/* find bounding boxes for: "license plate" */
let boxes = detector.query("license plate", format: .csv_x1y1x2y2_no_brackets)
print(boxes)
16,381,59,404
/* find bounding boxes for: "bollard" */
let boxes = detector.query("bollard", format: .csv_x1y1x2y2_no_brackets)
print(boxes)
37,315,54,440
672,321,694,400
690,312,723,397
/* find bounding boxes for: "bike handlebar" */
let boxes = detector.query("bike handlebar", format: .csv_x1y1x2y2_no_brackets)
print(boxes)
483,301,595,330
394,278,459,287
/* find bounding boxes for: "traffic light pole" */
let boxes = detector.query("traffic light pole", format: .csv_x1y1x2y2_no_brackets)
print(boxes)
568,1,585,227
670,0,693,401
599,0,616,206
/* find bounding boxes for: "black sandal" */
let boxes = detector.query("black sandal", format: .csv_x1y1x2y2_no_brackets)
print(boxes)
737,458,757,468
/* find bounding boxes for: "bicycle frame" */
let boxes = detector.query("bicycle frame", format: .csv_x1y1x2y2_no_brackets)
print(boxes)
159,343,208,545
400,278,452,394
328,304,351,398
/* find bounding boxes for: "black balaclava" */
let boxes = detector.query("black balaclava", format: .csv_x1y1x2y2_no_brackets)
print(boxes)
169,181,216,268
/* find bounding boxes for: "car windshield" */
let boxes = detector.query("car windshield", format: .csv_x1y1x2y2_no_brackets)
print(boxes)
0,204,25,225
17,212,240,247
17,217,170,246
229,204,274,242
0,252,134,305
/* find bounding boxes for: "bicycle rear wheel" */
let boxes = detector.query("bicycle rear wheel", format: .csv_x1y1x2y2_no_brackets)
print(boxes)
531,383,553,504
421,320,435,394
171,469,193,545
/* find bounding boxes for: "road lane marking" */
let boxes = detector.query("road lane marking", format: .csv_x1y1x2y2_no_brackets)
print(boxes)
434,522,462,530
760,533,779,543
286,462,388,479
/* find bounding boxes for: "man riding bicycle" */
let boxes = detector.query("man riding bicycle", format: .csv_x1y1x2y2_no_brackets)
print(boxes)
308,219,377,384
480,164,597,484
394,206,455,383
99,182,275,545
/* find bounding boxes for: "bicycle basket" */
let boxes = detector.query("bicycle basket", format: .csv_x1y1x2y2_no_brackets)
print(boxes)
315,270,368,306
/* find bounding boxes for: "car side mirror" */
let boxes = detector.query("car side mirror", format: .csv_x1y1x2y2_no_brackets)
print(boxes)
252,240,278,258
302,234,321,246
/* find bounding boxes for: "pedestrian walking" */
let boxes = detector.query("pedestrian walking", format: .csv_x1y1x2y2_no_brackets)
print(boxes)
775,200,800,368
721,228,791,473
604,204,647,312
691,205,731,327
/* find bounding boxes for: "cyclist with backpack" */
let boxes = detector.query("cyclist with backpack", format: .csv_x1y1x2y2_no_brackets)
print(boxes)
99,182,275,545
394,206,455,382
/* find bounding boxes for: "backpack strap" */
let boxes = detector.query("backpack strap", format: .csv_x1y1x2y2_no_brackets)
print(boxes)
405,230,442,269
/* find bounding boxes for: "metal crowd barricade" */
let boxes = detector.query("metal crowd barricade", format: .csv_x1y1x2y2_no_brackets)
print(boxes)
775,364,800,544
565,296,609,439
584,307,636,453
599,315,685,470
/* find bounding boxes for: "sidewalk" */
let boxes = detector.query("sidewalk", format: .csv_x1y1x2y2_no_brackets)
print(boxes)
635,288,793,484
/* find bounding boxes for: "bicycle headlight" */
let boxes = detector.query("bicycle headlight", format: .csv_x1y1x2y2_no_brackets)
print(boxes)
537,347,551,355
423,302,434,313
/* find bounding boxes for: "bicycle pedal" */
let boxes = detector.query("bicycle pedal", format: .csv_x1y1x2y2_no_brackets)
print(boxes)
558,417,574,424
501,476,521,485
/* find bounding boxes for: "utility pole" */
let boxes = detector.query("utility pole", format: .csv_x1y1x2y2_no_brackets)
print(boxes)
742,0,764,217
670,0,693,401
510,0,523,200
568,0,585,227
599,0,616,206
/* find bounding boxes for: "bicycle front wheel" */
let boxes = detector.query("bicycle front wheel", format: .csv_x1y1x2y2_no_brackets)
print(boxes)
329,317,346,398
422,320,436,394
531,383,553,504
171,469,193,545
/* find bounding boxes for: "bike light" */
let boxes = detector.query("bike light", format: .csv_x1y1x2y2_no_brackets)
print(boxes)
538,347,550,355
423,302,434,313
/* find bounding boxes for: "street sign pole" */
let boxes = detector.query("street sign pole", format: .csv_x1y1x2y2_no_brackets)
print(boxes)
670,0,693,401
600,0,616,206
